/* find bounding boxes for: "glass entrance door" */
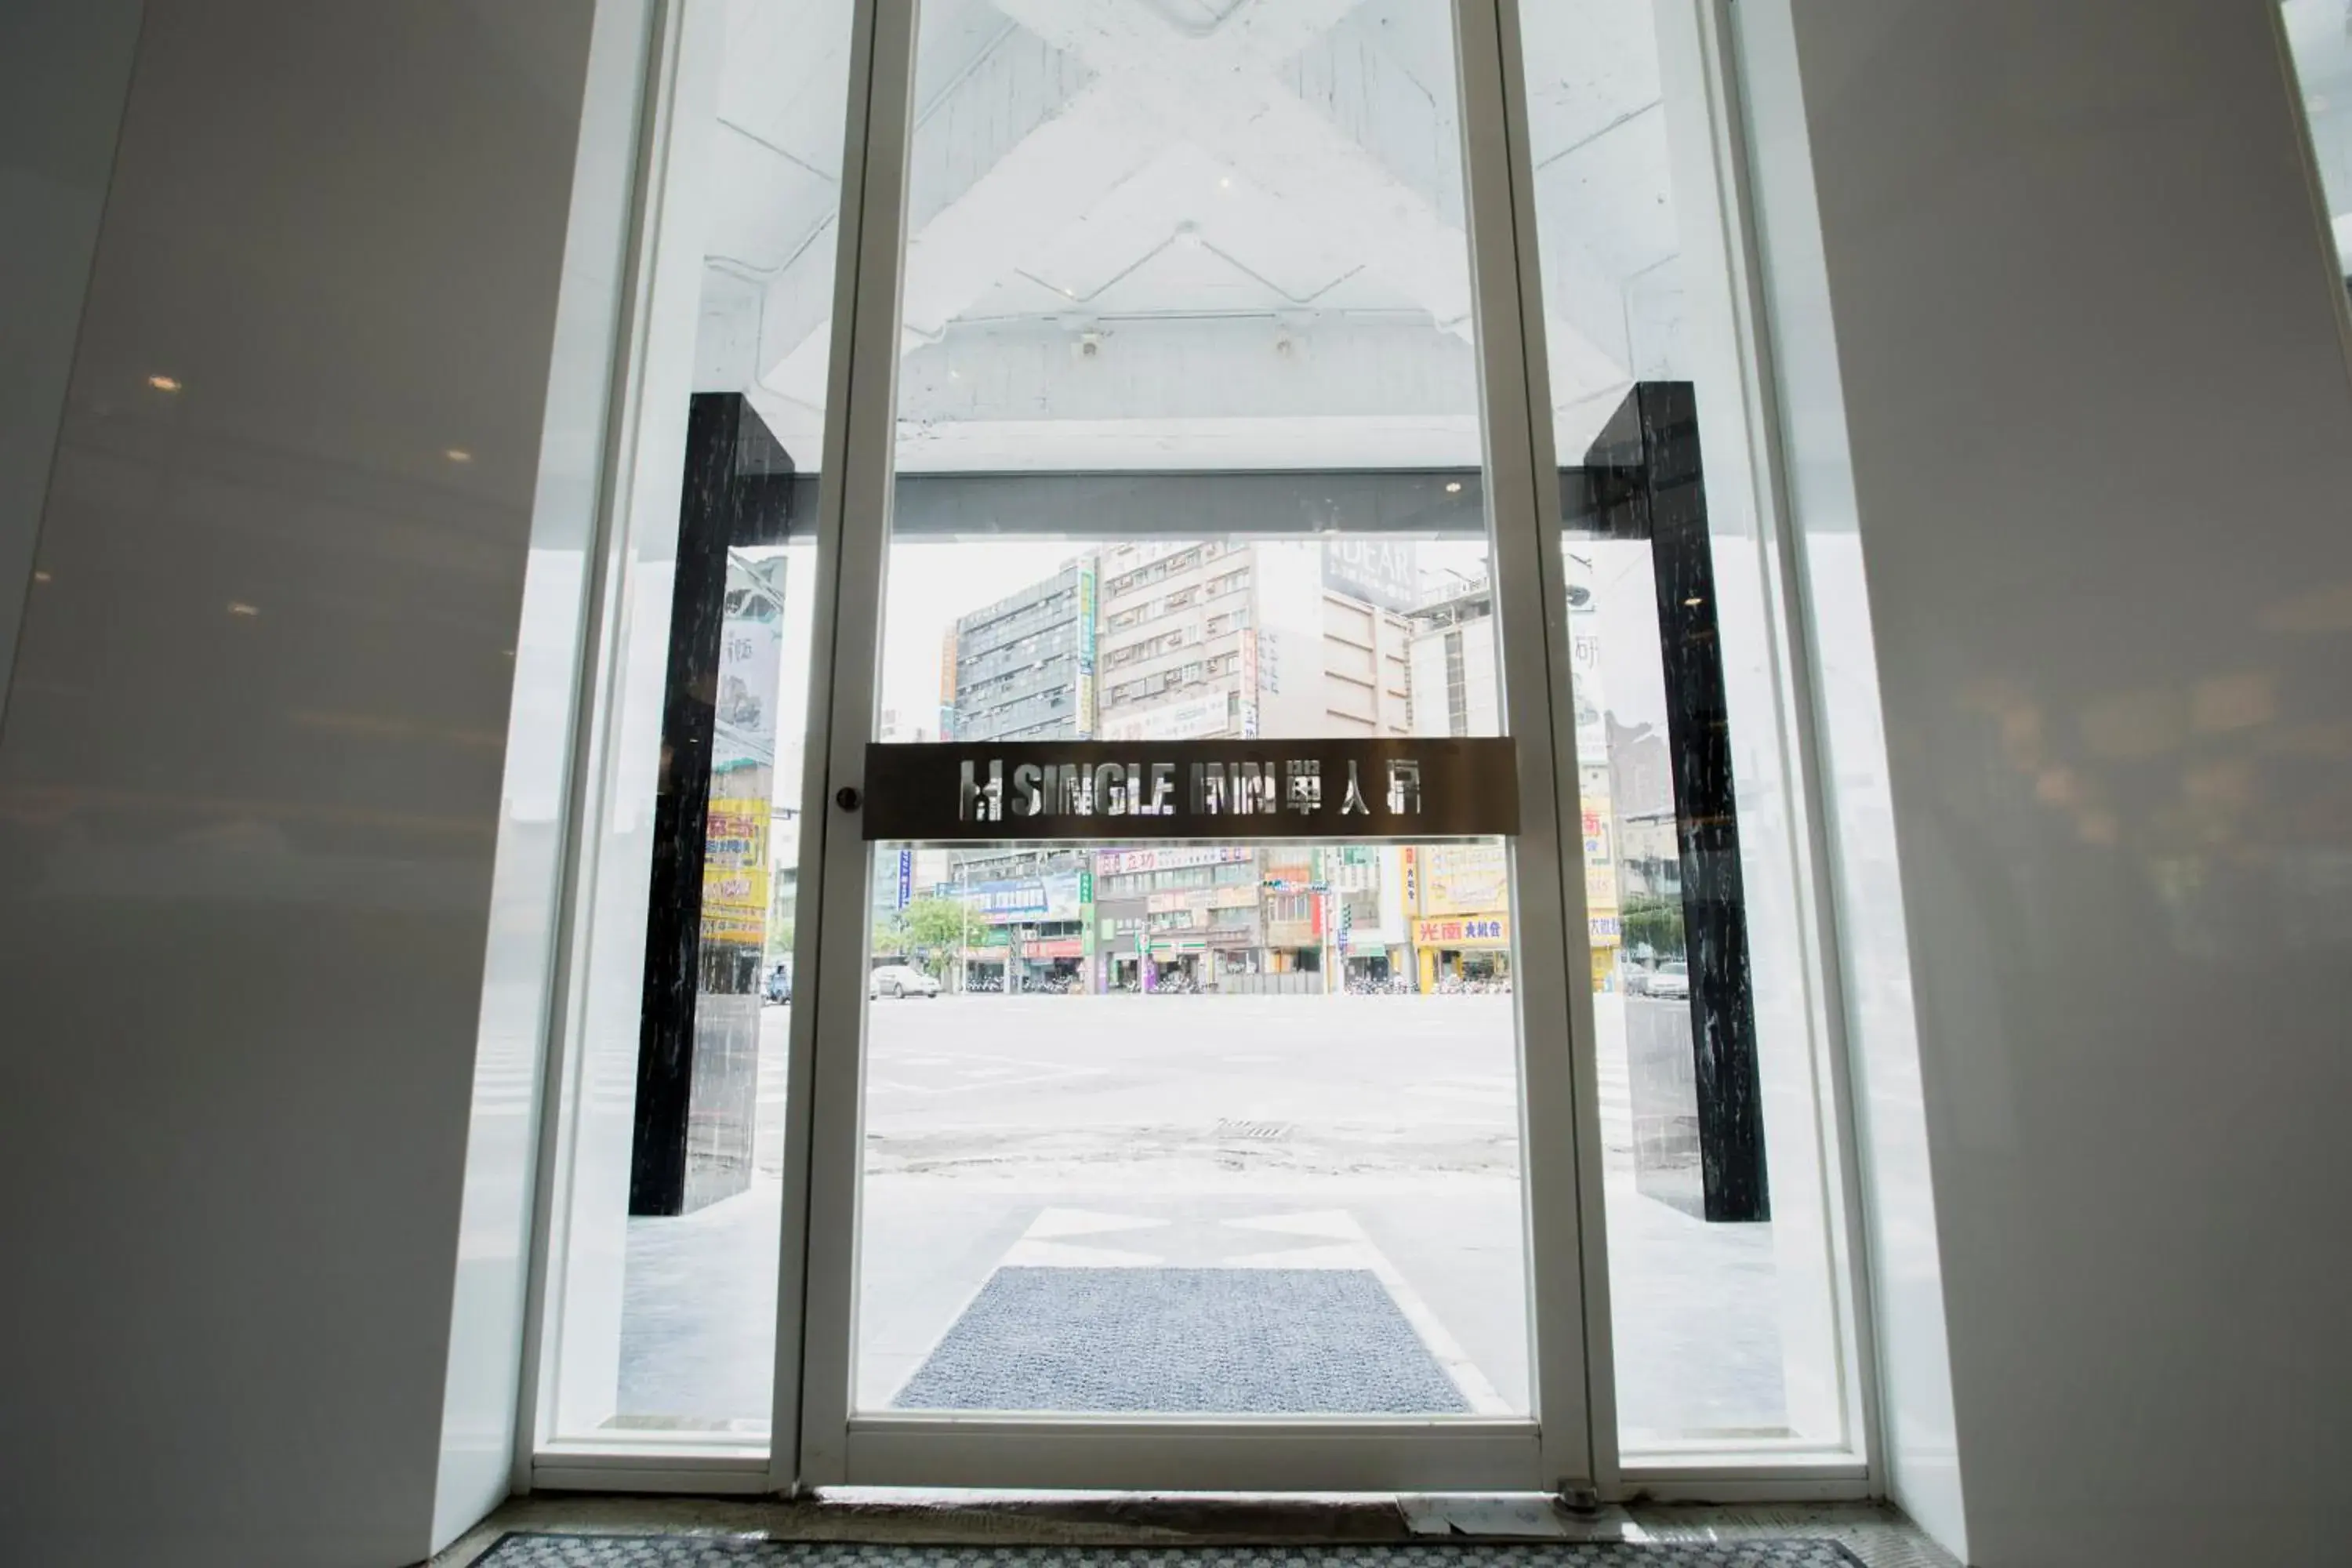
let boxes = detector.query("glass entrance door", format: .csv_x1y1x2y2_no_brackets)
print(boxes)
786,0,1598,1492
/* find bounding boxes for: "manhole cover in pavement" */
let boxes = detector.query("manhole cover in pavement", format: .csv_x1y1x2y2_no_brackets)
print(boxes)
1213,1119,1293,1140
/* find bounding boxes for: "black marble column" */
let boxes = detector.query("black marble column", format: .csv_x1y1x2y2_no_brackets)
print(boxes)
1570,383,1769,1225
630,394,798,1218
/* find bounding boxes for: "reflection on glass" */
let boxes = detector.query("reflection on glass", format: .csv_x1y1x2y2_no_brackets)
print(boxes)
856,0,1531,1418
1520,3,1851,1452
2283,0,2352,281
542,0,851,1444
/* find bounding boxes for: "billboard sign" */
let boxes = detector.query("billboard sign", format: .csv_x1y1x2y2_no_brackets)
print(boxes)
1417,840,1509,916
700,798,770,946
1102,694,1228,742
1094,845,1254,876
1321,539,1421,614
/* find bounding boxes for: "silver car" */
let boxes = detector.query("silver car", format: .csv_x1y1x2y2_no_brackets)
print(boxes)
1645,960,1690,1001
869,963,939,1000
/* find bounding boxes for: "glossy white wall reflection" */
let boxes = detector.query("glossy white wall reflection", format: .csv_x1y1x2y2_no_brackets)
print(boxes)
0,3,598,1563
1742,2,2352,1563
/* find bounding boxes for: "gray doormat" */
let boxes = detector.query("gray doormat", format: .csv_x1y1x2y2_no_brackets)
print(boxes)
890,1267,1469,1414
477,1541,1867,1566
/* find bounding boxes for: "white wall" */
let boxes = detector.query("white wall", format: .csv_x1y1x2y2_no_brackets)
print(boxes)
0,0,143,710
0,3,599,1563
1742,2,2352,1563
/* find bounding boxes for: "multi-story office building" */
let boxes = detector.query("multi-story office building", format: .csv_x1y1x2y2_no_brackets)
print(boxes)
931,562,1099,986
942,559,1097,743
1093,539,1414,742
1405,572,1501,737
1090,539,1419,987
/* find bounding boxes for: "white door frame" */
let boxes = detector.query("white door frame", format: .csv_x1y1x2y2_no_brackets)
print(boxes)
775,0,1613,1496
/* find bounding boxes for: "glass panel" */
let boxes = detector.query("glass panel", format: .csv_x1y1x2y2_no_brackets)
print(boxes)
1514,5,1852,1452
855,0,1533,1418
539,0,855,1446
2283,1,2352,281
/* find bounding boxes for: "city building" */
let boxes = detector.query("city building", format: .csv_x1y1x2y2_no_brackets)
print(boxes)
931,561,1098,986
1404,568,1626,990
1093,539,1414,742
942,560,1096,743
1092,844,1261,991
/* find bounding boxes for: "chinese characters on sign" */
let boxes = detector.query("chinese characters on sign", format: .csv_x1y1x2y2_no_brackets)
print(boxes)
950,757,1425,822
1411,915,1512,949
860,739,1515,843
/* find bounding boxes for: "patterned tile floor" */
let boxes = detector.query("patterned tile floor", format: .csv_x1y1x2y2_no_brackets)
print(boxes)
469,1542,1867,1566
430,1498,1958,1568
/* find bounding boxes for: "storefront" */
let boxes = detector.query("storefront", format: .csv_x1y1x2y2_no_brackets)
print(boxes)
1412,914,1514,992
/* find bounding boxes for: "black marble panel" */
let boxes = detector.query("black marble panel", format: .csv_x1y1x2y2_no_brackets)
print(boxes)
1571,383,1769,1225
630,394,797,1218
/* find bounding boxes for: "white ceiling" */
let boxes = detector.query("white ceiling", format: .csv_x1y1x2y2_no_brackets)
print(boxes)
691,0,1692,470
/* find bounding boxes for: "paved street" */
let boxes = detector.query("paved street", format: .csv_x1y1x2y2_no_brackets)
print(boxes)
621,995,1788,1442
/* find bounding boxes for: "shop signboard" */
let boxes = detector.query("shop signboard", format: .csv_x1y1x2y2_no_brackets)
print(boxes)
713,554,783,774
1240,630,1262,736
1076,561,1098,736
1417,840,1509,915
1102,693,1227,742
971,870,1084,924
701,799,769,946
1094,845,1254,876
1413,914,1511,949
938,626,959,741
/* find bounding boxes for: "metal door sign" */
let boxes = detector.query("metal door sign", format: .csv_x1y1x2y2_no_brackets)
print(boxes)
860,738,1517,843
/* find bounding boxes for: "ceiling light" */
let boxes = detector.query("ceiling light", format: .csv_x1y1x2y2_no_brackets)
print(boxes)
1445,481,1462,494
147,374,182,393
445,448,474,463
32,571,52,584
228,601,260,617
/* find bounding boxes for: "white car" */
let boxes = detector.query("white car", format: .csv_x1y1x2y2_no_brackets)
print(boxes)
869,964,939,1000
1645,960,1690,1001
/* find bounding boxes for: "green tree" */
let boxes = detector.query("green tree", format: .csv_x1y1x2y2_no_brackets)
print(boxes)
899,897,971,978
1621,893,1686,959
